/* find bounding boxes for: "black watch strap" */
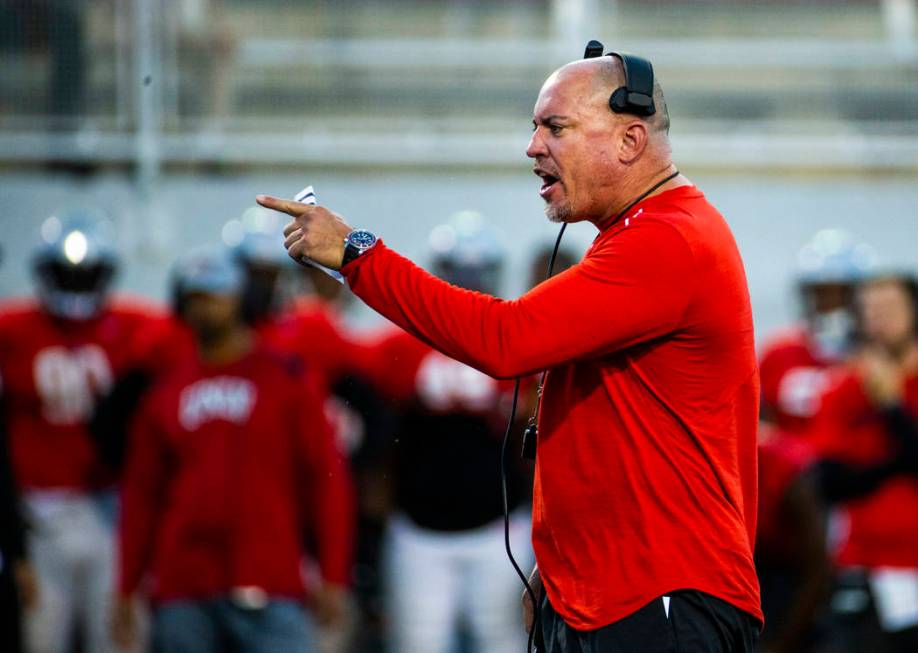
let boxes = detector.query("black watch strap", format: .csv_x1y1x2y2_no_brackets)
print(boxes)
342,241,361,267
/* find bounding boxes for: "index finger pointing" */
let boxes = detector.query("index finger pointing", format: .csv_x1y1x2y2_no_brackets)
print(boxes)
255,195,310,218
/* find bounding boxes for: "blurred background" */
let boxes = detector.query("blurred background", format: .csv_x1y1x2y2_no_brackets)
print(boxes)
2,2,918,653
1,0,916,333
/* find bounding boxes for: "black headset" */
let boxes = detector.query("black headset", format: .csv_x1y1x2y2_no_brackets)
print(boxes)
583,40,656,117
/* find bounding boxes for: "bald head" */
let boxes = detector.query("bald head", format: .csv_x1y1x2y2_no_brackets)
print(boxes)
552,57,670,136
527,55,680,226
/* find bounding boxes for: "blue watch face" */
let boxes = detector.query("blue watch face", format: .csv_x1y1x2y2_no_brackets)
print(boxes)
348,230,377,250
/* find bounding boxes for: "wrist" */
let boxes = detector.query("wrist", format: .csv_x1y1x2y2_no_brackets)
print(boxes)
342,229,378,268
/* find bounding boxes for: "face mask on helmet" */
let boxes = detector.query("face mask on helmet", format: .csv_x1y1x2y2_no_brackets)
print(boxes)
35,260,116,321
809,307,855,362
240,263,286,325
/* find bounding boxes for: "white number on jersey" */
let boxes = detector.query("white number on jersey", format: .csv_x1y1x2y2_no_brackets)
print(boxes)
416,353,498,412
33,345,114,425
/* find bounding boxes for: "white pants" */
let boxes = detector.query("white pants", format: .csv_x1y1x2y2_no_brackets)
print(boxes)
384,511,533,653
23,491,116,653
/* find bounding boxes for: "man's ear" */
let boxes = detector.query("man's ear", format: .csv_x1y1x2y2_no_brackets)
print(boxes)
619,121,649,164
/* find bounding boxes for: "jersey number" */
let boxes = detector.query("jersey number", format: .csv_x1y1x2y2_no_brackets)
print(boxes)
416,354,497,412
33,345,113,425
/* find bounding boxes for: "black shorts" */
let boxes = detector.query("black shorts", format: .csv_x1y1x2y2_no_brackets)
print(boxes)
539,590,759,653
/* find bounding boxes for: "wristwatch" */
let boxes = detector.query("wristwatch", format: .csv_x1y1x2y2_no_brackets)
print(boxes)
342,229,378,267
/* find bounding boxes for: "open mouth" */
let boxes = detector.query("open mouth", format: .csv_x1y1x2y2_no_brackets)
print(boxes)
535,169,560,198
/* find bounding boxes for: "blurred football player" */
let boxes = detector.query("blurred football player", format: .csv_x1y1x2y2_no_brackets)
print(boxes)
112,245,354,652
759,229,877,434
364,212,533,653
808,273,918,652
226,207,391,651
0,210,163,653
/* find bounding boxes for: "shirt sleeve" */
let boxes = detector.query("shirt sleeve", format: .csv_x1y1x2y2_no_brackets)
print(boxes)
343,217,697,379
118,394,170,595
292,373,355,586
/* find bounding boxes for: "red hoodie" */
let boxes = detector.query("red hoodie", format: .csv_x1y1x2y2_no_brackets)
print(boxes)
341,186,762,629
118,346,353,602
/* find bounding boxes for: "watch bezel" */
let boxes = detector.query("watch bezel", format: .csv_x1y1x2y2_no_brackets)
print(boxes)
345,229,378,253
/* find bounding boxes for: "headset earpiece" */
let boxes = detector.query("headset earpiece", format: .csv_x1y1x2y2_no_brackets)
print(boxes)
583,40,657,118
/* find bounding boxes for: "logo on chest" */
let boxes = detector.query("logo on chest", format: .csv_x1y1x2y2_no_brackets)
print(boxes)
179,376,257,431
33,344,113,425
416,352,498,412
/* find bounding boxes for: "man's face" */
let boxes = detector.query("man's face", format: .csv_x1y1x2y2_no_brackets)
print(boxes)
805,282,851,315
181,291,241,342
526,68,621,224
858,280,916,351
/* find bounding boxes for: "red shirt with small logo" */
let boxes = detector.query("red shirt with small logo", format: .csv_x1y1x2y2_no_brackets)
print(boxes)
759,327,834,435
118,346,354,602
341,186,762,629
0,297,165,491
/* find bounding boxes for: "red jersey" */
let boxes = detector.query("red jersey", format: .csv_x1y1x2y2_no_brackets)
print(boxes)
118,346,353,602
756,426,816,562
808,370,918,569
364,328,524,530
0,297,164,491
341,186,762,629
133,298,369,384
265,298,372,388
759,327,833,435
125,315,196,379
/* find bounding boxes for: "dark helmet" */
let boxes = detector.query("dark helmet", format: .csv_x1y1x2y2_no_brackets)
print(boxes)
170,244,244,314
32,209,118,321
796,229,877,361
429,211,503,295
223,206,291,268
222,206,292,324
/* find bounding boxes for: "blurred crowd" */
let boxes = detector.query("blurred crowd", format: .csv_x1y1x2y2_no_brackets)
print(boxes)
755,230,918,653
0,208,917,653
0,207,538,653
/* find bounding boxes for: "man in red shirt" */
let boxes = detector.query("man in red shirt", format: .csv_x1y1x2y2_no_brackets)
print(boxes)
112,246,353,652
0,211,163,653
259,46,761,650
809,274,918,652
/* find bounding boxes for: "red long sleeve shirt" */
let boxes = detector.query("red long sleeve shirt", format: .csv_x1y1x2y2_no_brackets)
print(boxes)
118,347,353,602
342,185,762,629
808,370,918,569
